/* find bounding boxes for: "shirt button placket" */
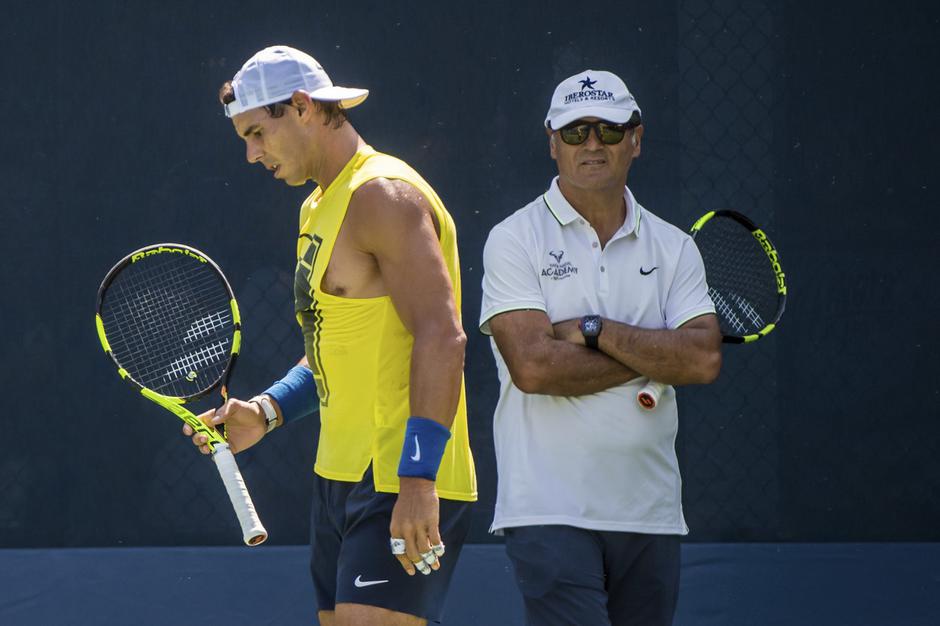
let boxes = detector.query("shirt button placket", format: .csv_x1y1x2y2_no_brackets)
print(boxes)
599,249,609,295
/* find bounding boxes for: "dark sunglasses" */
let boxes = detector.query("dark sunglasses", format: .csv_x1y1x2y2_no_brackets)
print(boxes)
558,121,635,145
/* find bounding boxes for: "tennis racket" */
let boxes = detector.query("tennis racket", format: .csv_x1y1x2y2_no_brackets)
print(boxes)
95,243,268,546
637,210,787,410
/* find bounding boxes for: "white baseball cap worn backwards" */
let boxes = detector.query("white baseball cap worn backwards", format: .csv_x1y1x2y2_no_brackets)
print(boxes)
223,45,369,118
545,69,641,129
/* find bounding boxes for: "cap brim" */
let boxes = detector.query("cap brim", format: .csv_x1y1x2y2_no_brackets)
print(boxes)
224,86,369,118
308,86,369,109
547,106,638,129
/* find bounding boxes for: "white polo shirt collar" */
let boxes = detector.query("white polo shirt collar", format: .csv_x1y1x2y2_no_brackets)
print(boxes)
541,176,642,238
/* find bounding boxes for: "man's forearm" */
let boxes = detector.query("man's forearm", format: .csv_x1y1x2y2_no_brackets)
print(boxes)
598,318,721,385
397,327,465,488
409,327,466,428
512,338,640,396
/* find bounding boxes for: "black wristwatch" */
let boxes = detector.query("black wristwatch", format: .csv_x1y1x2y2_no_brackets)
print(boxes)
579,315,603,349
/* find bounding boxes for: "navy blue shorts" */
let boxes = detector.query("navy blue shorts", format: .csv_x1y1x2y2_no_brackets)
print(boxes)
504,525,680,626
309,466,473,622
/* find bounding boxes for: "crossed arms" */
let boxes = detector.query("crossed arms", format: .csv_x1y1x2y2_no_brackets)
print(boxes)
488,310,721,397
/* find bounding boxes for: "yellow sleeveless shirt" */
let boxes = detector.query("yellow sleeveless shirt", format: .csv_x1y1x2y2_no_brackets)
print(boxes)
295,145,476,502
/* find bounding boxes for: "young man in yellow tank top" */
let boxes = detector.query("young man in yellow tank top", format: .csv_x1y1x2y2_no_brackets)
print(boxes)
182,46,476,626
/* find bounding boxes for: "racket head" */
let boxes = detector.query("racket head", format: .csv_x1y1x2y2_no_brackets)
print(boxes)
95,244,241,401
691,210,786,343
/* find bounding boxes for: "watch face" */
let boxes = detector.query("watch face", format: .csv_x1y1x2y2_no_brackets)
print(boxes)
582,316,601,336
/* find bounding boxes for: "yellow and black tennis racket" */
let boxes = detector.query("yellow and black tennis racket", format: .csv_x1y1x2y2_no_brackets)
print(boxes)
95,243,267,545
637,210,787,410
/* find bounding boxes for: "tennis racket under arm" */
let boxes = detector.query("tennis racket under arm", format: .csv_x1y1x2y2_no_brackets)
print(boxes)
637,210,787,410
95,243,267,546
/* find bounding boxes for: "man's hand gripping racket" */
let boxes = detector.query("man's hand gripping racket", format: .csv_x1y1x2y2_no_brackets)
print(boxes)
95,243,267,545
637,211,787,410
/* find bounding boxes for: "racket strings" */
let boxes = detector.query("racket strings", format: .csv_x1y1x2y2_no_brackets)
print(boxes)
695,217,781,337
100,254,234,398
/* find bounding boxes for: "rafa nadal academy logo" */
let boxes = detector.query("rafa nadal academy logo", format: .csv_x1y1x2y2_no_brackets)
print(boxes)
542,250,578,280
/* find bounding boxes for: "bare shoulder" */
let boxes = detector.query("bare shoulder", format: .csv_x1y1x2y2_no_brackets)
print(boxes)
349,177,431,218
347,178,438,250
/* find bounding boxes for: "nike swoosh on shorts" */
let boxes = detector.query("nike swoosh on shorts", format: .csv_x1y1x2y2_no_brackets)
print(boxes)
354,575,390,588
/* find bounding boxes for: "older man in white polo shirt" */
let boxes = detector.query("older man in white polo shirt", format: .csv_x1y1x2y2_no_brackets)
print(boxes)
480,70,722,626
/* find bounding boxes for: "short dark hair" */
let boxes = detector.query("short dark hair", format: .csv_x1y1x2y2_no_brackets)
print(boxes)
218,81,348,128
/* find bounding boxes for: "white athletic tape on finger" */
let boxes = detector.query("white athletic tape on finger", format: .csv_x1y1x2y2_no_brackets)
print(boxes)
431,542,445,557
420,550,438,566
415,560,431,575
390,537,407,555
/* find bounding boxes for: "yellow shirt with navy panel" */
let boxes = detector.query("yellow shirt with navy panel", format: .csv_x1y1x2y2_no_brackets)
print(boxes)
295,145,476,502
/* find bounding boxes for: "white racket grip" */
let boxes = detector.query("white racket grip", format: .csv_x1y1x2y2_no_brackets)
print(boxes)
211,443,268,546
637,381,668,411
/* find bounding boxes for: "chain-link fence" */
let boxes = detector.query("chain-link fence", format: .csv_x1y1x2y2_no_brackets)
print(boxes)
676,0,781,540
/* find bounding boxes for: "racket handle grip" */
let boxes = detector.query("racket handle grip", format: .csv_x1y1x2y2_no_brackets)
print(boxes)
637,381,668,411
212,443,268,546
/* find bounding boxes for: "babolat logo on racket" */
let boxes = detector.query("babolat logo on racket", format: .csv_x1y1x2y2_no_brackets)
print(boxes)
542,249,578,280
131,246,208,264
752,230,786,293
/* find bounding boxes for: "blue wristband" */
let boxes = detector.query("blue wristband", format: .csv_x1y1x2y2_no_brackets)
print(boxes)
263,365,318,425
398,416,452,481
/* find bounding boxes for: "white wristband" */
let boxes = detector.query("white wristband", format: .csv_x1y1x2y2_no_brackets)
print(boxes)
250,395,278,433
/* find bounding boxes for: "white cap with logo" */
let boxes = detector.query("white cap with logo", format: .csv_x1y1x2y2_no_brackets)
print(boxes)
544,70,641,129
224,45,369,118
